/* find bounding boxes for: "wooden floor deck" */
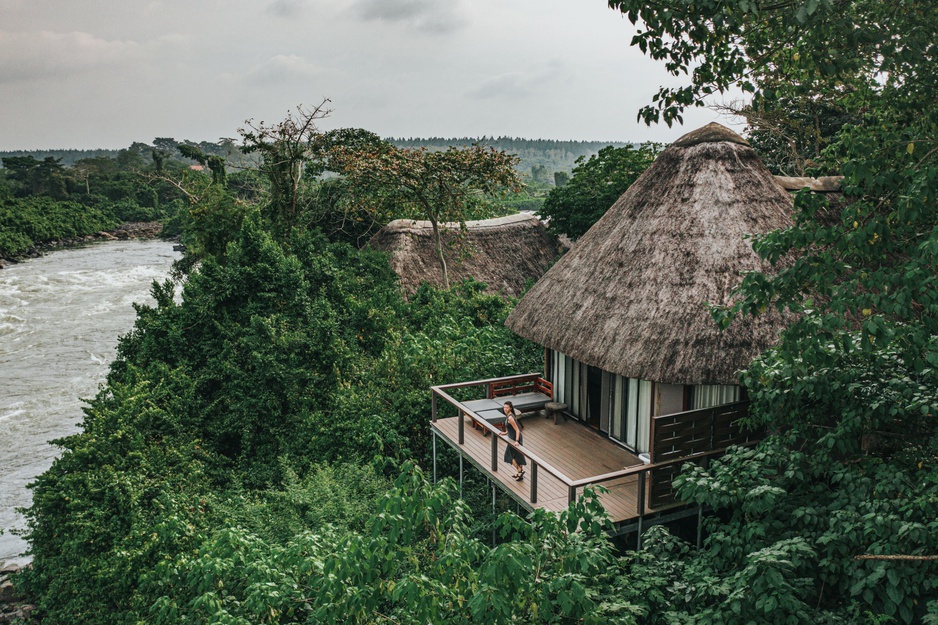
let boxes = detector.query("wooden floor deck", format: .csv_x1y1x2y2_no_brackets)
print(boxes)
432,413,660,524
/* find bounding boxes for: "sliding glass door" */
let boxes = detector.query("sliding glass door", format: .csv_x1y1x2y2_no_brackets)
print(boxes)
550,350,651,453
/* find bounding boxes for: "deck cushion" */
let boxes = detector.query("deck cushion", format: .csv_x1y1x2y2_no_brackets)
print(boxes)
461,398,504,413
505,392,550,411
475,408,508,424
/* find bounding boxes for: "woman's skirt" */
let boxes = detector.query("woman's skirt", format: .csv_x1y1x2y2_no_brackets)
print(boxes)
503,434,526,465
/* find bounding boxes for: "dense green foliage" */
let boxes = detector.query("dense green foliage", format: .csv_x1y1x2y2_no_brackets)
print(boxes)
0,194,118,257
539,144,659,240
0,151,189,257
19,209,543,622
732,89,856,176
145,467,646,625
608,0,938,621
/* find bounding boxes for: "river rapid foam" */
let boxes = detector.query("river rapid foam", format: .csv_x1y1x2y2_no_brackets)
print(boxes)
0,240,179,564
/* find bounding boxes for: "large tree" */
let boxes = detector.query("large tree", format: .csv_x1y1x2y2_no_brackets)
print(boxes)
610,0,938,621
336,144,522,289
239,101,332,241
1,155,69,199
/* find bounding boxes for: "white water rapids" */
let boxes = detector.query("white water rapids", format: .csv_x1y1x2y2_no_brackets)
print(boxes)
0,240,179,564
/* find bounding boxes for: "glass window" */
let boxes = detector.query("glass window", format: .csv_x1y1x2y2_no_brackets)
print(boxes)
636,380,652,453
610,374,627,442
692,385,740,410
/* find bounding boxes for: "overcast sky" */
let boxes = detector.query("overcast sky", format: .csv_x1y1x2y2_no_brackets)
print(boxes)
1,0,742,150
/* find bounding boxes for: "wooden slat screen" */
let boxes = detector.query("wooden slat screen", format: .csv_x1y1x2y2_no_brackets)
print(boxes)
650,401,757,508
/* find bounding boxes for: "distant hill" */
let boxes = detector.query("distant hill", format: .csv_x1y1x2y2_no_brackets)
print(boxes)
0,136,635,181
0,148,124,167
389,137,635,176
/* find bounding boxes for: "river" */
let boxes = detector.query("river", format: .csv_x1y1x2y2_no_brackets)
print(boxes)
0,239,180,564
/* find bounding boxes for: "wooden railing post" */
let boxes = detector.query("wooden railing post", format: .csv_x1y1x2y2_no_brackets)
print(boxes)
637,468,646,516
458,408,464,445
431,391,437,422
531,464,538,504
709,405,716,450
568,485,576,505
491,432,498,472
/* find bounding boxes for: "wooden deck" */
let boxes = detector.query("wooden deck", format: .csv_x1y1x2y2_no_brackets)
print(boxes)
432,413,660,524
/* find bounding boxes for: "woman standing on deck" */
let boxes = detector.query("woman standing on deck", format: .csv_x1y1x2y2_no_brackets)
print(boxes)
500,401,526,480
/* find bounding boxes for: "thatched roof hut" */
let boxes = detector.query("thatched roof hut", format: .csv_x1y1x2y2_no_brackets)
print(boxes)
367,213,562,297
505,122,794,386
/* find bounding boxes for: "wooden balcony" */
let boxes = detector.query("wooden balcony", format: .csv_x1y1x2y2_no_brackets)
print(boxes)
432,412,659,522
431,374,756,529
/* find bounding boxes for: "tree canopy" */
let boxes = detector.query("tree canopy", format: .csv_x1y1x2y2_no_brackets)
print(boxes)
335,143,522,289
539,143,659,240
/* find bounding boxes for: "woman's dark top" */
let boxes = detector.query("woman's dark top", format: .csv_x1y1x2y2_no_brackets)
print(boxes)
503,412,526,465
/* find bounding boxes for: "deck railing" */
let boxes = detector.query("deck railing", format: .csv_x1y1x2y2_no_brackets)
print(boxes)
432,375,758,516
432,374,563,504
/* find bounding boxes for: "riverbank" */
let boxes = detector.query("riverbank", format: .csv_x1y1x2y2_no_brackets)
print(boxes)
0,563,34,624
0,221,166,269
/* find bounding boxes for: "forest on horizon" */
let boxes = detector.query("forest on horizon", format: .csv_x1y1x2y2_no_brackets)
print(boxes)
0,136,634,178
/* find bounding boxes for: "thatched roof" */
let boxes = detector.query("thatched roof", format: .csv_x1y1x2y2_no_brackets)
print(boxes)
505,122,794,386
367,213,562,297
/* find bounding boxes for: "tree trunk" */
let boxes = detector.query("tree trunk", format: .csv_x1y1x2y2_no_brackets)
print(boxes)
430,218,449,290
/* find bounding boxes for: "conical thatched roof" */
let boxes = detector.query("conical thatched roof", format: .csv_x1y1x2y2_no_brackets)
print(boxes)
505,122,794,385
368,213,562,297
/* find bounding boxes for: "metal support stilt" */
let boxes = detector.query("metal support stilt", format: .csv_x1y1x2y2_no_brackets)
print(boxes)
492,482,497,547
696,505,704,549
459,455,464,499
432,434,437,484
637,467,646,550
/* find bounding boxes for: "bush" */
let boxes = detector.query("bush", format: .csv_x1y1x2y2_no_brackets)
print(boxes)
105,197,161,222
0,196,118,257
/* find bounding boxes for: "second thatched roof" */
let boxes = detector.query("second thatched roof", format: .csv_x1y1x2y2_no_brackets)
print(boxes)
505,122,795,386
367,213,563,297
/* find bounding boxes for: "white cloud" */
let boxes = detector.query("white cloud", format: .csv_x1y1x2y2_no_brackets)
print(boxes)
350,0,467,34
266,0,307,19
244,54,325,84
467,72,532,99
0,30,141,82
467,59,573,101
